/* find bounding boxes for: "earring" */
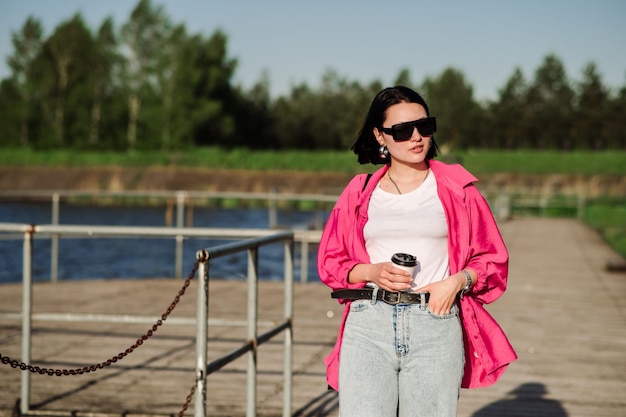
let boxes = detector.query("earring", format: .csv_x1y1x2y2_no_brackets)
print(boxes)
379,145,389,158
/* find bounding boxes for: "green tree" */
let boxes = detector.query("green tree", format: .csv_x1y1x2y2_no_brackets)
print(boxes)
7,16,43,146
605,77,626,150
4,6,626,154
272,84,315,149
315,70,372,149
231,71,275,149
34,14,95,147
189,30,238,147
573,63,610,149
489,67,528,148
393,68,413,89
121,0,171,149
157,23,188,149
525,54,575,149
0,79,21,145
271,69,376,150
88,17,120,147
421,67,479,152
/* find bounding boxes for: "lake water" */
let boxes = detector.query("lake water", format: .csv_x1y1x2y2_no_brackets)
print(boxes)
0,201,329,284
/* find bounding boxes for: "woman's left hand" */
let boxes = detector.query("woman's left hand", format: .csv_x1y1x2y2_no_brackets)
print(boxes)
416,272,466,315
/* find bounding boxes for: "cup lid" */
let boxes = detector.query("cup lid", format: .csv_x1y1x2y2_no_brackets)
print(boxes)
391,252,417,266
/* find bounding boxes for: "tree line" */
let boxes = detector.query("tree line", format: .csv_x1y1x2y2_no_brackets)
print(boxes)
1,0,624,153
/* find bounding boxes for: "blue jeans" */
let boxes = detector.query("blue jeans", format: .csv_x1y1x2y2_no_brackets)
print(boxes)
338,298,464,417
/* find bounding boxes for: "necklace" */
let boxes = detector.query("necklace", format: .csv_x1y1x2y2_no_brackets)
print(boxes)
387,169,429,195
387,171,402,194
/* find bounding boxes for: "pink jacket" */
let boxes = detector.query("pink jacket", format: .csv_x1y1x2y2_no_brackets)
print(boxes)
317,160,517,390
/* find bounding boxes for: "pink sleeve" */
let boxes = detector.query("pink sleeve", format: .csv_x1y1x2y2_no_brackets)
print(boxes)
317,209,360,291
464,185,509,305
317,176,369,293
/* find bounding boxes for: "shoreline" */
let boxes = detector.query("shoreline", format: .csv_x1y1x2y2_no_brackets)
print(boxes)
1,165,624,197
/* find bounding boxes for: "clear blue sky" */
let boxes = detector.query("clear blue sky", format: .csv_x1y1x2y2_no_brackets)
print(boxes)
1,0,625,100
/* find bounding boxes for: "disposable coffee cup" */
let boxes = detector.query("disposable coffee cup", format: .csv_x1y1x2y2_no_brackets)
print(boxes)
391,252,418,278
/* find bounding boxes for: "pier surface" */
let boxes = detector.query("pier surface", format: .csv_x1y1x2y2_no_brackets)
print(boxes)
1,217,625,416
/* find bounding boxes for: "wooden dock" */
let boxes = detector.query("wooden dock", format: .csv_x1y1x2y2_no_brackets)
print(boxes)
1,217,625,416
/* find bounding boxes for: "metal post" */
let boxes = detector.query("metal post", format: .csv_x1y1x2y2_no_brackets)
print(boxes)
21,229,33,414
283,240,294,417
247,247,259,417
300,238,308,283
268,189,277,229
194,252,209,417
539,195,550,217
577,192,586,221
51,193,60,282
175,192,185,279
495,193,510,222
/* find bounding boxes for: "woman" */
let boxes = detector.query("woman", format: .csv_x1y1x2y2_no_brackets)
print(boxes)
317,86,517,417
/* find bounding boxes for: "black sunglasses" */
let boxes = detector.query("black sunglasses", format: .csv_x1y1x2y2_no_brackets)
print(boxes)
380,117,437,141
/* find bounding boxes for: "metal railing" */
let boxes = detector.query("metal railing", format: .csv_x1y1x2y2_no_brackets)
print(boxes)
0,186,599,285
2,223,295,417
0,188,589,284
481,190,587,221
0,224,321,285
0,189,331,281
195,231,294,417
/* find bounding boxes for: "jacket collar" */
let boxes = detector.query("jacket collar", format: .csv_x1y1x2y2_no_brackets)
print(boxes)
429,160,478,200
358,160,477,200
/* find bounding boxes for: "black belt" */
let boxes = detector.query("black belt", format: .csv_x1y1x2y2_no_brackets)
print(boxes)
331,288,429,305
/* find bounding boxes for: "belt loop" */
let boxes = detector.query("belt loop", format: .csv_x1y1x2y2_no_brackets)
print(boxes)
371,287,379,305
419,292,427,310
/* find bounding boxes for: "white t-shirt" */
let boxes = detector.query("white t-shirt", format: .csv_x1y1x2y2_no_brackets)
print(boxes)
363,170,450,291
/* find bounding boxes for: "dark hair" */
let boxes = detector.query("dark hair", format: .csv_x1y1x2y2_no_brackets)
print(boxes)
351,85,439,165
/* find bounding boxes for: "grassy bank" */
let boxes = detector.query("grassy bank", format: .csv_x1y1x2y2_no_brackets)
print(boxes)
1,147,625,176
1,147,624,259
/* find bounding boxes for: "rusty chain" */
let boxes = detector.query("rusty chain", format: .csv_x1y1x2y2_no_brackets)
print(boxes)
178,383,196,417
0,260,201,415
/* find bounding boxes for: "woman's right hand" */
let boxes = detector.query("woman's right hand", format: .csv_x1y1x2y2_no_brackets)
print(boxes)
348,262,412,292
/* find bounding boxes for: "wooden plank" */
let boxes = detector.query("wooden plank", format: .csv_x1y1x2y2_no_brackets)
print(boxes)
1,217,625,416
0,277,340,416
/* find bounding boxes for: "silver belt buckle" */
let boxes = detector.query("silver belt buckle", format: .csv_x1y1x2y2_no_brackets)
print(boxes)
384,290,401,305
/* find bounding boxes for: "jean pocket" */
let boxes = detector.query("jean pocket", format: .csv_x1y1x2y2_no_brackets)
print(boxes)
426,304,459,319
349,300,370,313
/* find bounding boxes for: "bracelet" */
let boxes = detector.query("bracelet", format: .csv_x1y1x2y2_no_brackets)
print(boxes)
460,269,472,299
